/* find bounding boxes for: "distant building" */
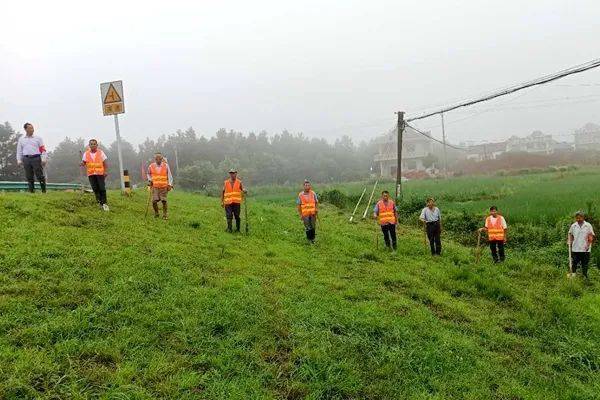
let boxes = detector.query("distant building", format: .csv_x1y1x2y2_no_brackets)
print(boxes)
465,141,507,161
506,131,555,154
374,126,433,178
553,141,574,152
574,123,600,151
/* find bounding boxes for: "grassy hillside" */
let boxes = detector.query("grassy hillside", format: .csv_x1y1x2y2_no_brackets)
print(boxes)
0,190,599,399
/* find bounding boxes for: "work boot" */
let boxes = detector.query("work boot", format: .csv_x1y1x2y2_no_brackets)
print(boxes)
40,179,47,193
27,181,35,193
162,202,168,220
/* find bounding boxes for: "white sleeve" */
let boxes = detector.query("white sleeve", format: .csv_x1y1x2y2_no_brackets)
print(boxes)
101,151,107,161
81,152,86,162
501,217,507,229
568,224,574,235
589,224,595,236
419,208,426,220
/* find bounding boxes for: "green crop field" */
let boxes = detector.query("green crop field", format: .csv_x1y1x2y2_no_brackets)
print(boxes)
1,185,599,399
298,167,600,226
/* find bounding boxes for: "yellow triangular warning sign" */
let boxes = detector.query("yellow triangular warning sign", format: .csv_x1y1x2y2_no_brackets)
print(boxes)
104,84,122,104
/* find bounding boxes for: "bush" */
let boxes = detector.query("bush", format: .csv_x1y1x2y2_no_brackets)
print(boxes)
320,189,350,209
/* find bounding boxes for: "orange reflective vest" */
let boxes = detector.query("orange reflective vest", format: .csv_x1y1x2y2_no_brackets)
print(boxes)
376,199,397,225
223,179,243,205
298,190,317,217
485,215,506,241
149,162,170,188
84,149,105,176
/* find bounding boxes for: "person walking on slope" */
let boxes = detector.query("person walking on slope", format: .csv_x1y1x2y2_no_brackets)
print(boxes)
147,152,173,220
16,122,47,193
420,197,442,255
80,139,109,211
479,206,508,263
297,180,318,243
373,190,398,252
568,211,596,279
221,169,246,233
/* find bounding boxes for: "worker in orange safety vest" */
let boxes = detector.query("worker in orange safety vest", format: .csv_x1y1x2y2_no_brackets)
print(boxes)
297,180,318,243
147,152,173,220
479,205,508,263
373,190,398,251
221,168,246,233
80,139,109,211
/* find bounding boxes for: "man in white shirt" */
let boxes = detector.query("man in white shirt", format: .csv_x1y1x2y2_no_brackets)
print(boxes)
16,123,47,193
420,197,442,255
568,211,595,278
479,206,508,263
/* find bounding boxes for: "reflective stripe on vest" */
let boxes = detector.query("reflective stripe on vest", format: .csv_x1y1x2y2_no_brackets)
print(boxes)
299,191,316,217
223,179,242,205
84,150,105,176
150,162,169,188
377,199,397,225
485,216,505,241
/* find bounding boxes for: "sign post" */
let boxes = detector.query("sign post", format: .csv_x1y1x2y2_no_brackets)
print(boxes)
100,80,126,192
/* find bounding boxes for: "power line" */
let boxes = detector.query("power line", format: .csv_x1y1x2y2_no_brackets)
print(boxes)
405,123,468,151
406,58,600,122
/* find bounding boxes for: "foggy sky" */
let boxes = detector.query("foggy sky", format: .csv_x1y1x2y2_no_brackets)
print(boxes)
2,0,599,150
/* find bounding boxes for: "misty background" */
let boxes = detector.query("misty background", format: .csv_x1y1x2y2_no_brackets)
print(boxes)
1,0,600,187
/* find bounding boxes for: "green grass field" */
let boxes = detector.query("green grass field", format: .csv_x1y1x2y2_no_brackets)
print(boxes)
1,188,599,399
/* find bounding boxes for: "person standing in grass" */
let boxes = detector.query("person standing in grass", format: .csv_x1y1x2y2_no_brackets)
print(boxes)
16,122,47,193
420,197,442,255
373,190,398,252
221,168,246,233
568,211,595,279
297,180,318,243
80,139,109,211
479,206,507,263
147,152,173,220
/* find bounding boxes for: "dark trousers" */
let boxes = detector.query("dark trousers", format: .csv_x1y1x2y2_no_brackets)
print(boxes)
426,221,442,255
88,175,107,205
489,240,505,262
571,252,591,277
23,155,46,193
302,215,317,241
381,224,397,250
225,203,241,232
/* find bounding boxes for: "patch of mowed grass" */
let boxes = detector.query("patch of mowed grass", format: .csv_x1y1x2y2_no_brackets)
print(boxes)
0,190,600,399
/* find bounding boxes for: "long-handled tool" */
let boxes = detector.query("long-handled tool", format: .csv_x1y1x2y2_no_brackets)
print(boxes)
362,180,378,220
244,193,249,235
475,230,482,263
144,185,152,218
567,232,574,278
349,187,367,223
78,150,85,192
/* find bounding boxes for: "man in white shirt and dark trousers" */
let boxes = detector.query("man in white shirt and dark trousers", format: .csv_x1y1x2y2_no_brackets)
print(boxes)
420,197,442,255
568,211,596,279
16,123,47,193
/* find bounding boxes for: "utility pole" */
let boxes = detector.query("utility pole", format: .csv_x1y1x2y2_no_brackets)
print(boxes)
113,114,125,192
395,111,405,202
441,112,448,178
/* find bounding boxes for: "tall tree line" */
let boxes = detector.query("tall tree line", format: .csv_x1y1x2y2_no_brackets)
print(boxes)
0,123,379,187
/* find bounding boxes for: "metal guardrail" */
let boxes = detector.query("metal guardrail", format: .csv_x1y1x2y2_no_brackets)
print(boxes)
0,181,82,191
